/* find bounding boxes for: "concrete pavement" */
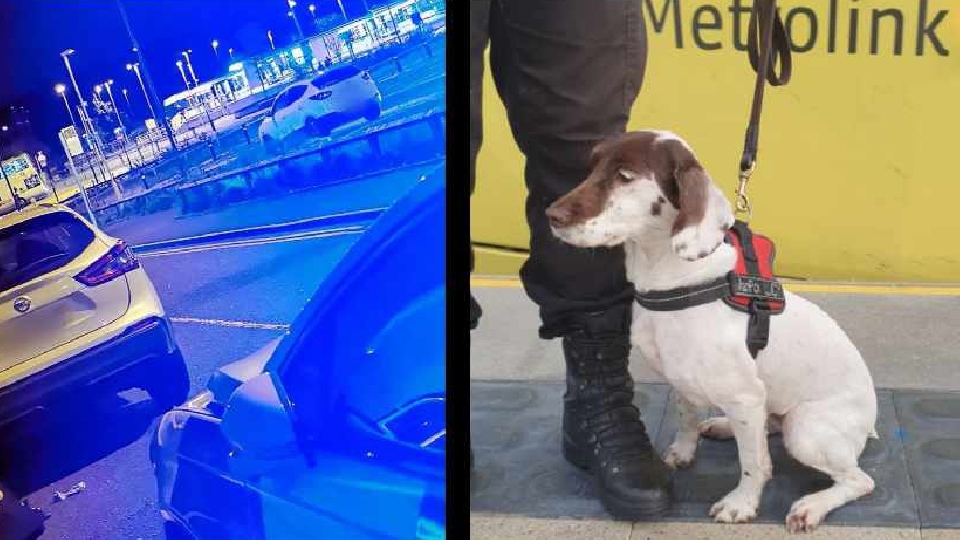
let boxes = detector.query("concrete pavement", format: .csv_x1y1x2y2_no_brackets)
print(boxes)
469,280,960,539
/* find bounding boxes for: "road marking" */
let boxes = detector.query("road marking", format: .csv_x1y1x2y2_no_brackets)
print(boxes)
170,316,290,331
139,227,363,257
470,276,960,297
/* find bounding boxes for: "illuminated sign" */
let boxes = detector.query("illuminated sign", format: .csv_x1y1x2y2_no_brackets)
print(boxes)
1,158,29,176
229,62,244,72
642,0,950,57
59,126,84,158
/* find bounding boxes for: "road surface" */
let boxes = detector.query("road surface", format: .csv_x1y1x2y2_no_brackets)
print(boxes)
0,206,365,540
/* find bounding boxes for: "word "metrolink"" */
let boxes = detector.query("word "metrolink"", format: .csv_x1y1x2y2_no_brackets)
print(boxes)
645,0,950,56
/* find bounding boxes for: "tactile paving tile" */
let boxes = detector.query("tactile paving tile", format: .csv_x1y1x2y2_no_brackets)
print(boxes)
653,389,918,527
471,381,960,529
892,391,960,529
470,381,671,518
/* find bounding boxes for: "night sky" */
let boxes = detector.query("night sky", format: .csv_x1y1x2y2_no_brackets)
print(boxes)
0,0,384,152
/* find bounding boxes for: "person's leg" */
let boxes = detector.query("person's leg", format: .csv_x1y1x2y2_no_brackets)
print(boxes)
487,0,671,518
469,0,489,330
469,0,491,474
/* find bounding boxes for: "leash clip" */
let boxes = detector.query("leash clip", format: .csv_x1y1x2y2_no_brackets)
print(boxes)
735,161,755,221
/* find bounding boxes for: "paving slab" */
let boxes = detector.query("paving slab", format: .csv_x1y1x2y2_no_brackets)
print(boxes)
470,515,925,540
471,380,960,529
892,391,960,528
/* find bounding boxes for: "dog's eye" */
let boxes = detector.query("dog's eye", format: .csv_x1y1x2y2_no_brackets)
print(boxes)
618,170,636,183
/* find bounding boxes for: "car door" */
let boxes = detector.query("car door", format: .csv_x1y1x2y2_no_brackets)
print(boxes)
273,84,309,136
248,168,446,539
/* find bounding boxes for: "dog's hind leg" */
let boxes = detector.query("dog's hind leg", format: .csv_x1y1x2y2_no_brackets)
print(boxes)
664,392,700,468
782,404,874,533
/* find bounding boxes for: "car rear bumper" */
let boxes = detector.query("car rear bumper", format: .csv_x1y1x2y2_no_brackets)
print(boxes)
0,316,178,428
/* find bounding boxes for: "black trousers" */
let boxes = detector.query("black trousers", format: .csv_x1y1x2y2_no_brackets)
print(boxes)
470,0,648,338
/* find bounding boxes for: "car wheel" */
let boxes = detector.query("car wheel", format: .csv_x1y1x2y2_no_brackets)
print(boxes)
306,117,331,137
143,350,190,412
262,135,281,155
363,101,382,121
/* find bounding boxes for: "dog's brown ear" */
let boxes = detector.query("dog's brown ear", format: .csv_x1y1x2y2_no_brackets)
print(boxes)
660,139,710,235
588,134,626,170
656,138,730,260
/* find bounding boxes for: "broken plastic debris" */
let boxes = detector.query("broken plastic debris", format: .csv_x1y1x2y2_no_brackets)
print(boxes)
53,481,86,502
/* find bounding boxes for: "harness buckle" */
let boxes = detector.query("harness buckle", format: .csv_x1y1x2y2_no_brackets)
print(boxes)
735,163,755,221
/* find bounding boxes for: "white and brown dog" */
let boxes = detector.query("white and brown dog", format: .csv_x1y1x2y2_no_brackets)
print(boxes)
546,130,878,532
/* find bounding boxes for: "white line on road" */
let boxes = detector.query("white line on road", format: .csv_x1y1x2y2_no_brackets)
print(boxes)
139,227,364,257
170,317,290,331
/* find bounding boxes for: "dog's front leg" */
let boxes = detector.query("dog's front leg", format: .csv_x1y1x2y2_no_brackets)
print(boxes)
709,386,771,524
664,392,699,469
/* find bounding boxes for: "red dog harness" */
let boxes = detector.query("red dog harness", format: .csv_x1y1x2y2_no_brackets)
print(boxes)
633,221,785,358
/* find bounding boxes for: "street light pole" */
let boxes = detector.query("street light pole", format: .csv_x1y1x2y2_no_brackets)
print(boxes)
182,50,199,85
54,84,97,225
289,10,305,41
228,47,234,60
104,80,134,168
121,87,132,110
61,49,117,195
127,63,159,126
287,0,305,40
55,84,79,128
211,39,220,61
176,60,191,89
267,30,276,50
115,0,179,153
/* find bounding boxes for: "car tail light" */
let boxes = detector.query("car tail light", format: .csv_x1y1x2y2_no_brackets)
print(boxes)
361,71,371,80
310,90,333,101
75,240,141,286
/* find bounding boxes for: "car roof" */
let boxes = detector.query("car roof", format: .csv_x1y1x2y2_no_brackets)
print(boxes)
0,202,88,231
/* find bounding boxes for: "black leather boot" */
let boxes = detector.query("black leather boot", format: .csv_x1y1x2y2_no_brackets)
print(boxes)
561,305,672,519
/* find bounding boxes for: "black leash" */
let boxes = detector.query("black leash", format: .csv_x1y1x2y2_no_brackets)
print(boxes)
735,0,792,221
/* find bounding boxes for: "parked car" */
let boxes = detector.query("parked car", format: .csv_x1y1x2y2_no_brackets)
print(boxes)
0,202,189,432
151,166,445,540
259,65,383,153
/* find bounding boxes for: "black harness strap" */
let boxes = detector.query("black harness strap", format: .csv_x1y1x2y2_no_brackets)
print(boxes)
635,223,783,359
731,221,772,359
634,277,729,312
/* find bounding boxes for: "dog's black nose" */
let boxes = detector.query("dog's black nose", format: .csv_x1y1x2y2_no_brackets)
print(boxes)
546,205,572,227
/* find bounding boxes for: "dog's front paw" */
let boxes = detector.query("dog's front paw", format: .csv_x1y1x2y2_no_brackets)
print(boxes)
785,495,829,533
709,490,759,524
663,441,697,469
672,225,723,262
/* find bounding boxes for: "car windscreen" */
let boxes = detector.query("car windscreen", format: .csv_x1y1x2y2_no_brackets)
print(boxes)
0,212,95,293
311,66,361,88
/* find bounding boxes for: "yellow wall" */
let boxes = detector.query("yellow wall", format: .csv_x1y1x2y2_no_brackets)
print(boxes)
472,0,960,282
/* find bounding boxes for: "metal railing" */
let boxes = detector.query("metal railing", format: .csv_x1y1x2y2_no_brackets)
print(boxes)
56,29,445,214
